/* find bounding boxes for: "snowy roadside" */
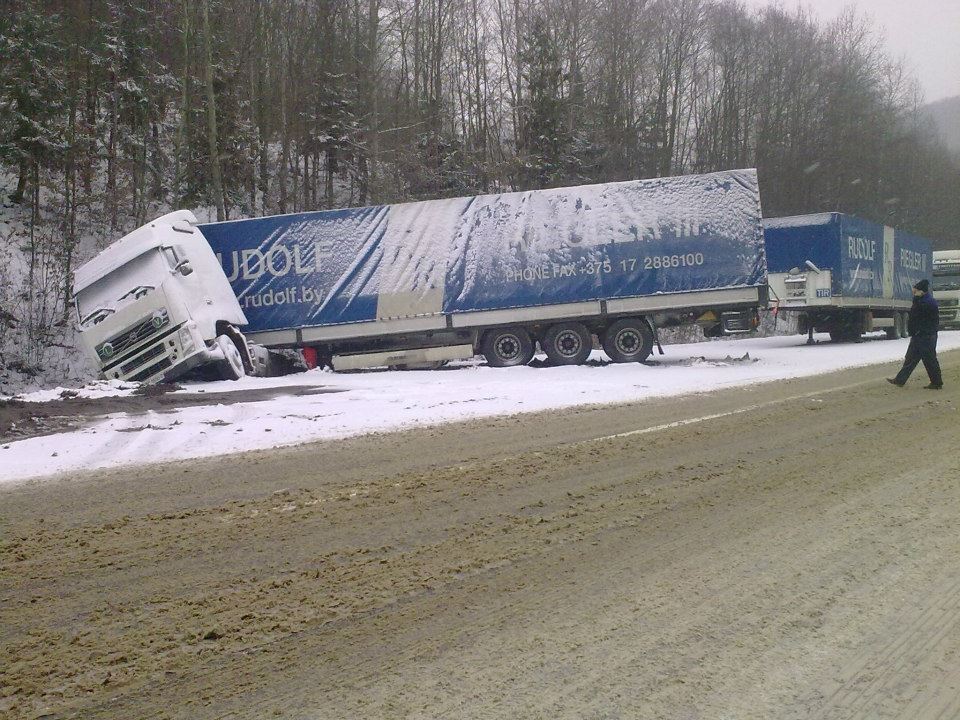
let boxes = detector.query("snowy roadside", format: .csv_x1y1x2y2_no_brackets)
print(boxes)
3,331,959,485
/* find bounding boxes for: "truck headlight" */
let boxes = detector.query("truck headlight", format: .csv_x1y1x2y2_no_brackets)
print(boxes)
178,326,195,353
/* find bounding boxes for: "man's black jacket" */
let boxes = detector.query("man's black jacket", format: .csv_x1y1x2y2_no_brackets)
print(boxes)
908,292,939,337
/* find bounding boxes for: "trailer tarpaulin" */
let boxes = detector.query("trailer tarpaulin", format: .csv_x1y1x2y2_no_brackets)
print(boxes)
199,169,767,333
764,213,932,302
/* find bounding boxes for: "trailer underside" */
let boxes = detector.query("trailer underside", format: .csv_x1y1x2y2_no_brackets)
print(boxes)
247,286,766,370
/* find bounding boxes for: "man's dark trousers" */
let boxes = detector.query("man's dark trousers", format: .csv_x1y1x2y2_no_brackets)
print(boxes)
893,333,942,386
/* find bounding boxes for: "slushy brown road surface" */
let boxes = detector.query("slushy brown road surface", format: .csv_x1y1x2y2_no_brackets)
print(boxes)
3,351,960,719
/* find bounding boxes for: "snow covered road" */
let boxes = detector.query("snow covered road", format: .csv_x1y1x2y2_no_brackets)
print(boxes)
3,331,959,484
4,347,960,719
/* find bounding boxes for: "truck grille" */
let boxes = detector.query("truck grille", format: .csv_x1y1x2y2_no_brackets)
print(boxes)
721,310,755,333
783,275,807,299
120,342,166,375
131,357,173,382
98,310,169,360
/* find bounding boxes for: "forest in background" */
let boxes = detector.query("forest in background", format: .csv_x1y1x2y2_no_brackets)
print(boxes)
1,0,959,385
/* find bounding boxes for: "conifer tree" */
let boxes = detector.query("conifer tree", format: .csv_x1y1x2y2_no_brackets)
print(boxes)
0,4,67,203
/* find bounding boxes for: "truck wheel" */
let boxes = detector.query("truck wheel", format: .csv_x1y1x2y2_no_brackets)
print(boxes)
218,323,253,373
216,334,246,381
481,327,535,367
602,318,654,363
542,322,592,365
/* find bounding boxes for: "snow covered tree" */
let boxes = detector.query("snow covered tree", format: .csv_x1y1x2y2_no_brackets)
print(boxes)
518,16,572,188
0,3,67,203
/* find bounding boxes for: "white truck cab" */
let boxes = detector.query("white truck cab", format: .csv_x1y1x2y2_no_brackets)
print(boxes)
933,250,960,329
73,210,252,383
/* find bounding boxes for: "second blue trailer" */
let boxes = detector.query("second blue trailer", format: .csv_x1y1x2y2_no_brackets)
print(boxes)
764,213,932,342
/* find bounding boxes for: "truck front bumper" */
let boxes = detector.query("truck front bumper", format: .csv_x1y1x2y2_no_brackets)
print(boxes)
939,305,960,329
99,321,219,384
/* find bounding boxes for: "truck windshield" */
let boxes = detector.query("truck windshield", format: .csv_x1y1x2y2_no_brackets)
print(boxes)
75,250,166,326
933,263,960,291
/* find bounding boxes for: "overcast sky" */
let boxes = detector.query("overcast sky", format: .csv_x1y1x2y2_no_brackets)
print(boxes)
737,0,960,103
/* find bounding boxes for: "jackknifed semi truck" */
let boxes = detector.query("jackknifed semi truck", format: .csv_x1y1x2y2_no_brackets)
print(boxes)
765,213,932,342
72,168,767,383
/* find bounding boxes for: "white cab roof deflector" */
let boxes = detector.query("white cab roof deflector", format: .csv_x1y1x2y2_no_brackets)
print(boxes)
73,210,199,295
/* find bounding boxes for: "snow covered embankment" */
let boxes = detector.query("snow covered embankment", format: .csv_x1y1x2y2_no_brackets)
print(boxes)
3,331,959,485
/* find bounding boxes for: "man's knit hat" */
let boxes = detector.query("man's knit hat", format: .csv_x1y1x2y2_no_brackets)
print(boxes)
914,279,930,293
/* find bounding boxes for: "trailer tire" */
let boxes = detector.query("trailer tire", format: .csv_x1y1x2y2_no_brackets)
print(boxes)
542,322,592,365
601,318,654,363
216,334,246,381
481,327,535,367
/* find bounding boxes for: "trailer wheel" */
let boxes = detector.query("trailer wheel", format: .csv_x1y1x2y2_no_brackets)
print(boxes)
216,334,246,381
542,322,592,365
481,327,535,367
601,318,654,363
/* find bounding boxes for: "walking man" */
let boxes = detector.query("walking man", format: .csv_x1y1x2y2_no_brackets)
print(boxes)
888,279,943,389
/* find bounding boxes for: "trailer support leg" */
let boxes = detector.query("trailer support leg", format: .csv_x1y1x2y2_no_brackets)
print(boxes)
646,318,665,355
806,324,815,345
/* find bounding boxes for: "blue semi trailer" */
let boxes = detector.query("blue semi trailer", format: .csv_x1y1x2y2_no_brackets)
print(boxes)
72,169,767,381
765,213,933,342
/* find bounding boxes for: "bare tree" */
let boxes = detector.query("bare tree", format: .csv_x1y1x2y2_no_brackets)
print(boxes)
202,0,226,220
